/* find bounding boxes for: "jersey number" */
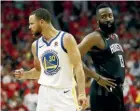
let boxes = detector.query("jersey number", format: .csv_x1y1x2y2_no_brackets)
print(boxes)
118,55,124,68
49,55,56,62
43,56,56,70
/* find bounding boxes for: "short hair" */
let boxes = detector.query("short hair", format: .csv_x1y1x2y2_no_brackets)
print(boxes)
30,8,51,23
96,3,111,16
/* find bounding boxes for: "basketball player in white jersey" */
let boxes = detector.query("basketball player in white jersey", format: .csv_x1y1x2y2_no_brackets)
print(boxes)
14,8,87,111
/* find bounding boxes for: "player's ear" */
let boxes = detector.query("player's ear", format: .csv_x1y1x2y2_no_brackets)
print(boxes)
40,19,44,25
96,15,99,26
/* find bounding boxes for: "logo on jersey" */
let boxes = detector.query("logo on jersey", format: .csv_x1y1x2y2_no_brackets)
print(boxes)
39,44,45,48
110,43,123,54
54,42,58,47
41,50,60,75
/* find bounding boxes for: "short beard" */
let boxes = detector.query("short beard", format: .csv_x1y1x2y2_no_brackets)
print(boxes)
99,21,116,35
34,31,41,38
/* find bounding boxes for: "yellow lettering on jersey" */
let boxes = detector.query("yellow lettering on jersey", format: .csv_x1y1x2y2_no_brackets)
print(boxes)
43,56,57,70
49,55,56,62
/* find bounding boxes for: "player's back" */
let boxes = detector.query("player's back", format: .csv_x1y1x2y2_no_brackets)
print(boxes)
89,29,125,83
36,31,76,88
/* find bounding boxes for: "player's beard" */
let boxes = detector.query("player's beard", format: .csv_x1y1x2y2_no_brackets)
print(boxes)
99,20,116,35
34,31,41,37
33,26,42,38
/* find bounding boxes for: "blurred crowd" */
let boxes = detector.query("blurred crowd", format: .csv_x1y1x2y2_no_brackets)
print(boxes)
1,1,140,111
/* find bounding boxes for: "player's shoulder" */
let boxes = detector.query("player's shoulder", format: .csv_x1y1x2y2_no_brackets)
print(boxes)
62,31,73,37
89,31,101,37
32,40,38,49
32,40,36,46
84,30,102,42
31,38,41,55
31,41,37,54
32,37,42,47
61,32,77,48
62,31,75,42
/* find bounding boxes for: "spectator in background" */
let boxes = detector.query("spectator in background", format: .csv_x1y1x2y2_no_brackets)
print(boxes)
135,81,140,109
23,88,38,111
130,56,140,77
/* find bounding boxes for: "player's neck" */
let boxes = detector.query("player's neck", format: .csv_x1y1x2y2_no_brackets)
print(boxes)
42,24,59,41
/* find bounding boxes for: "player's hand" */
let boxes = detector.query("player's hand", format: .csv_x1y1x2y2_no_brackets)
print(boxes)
97,75,117,92
14,68,25,80
78,94,88,110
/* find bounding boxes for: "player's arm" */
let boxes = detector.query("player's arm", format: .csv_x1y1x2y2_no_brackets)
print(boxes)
78,31,101,57
14,41,41,79
63,33,87,108
78,32,116,90
78,32,102,80
64,33,86,95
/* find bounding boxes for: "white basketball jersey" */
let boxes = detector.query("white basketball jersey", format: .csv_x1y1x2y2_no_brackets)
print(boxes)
36,31,76,88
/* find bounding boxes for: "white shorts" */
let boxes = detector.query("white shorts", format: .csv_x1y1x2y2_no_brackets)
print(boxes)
36,85,80,111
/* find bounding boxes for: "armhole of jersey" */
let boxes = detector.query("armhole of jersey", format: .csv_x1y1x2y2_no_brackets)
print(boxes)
96,30,108,50
102,35,108,49
61,32,67,53
36,40,39,57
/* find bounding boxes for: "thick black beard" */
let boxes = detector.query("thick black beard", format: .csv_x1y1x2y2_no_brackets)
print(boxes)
99,21,116,35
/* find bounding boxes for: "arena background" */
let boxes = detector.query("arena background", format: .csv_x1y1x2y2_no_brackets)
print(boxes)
1,1,140,111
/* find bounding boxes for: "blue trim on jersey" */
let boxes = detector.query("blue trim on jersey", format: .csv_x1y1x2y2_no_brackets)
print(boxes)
61,32,67,53
36,40,39,57
42,31,61,46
